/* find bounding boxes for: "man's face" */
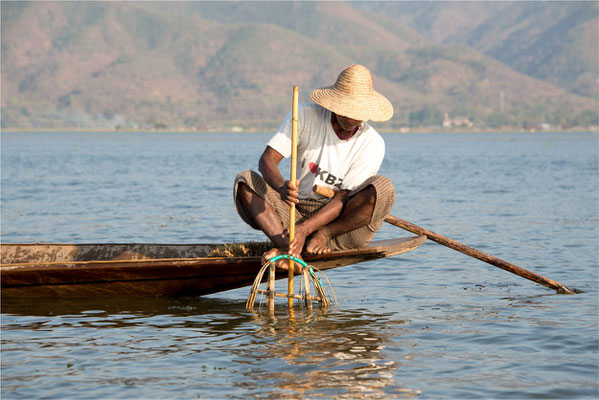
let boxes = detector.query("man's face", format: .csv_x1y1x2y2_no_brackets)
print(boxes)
335,113,363,131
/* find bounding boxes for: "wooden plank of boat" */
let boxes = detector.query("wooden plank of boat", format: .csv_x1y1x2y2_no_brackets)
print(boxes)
0,236,426,298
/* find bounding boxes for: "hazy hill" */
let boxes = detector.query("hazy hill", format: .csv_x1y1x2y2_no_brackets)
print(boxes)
1,1,597,131
356,1,599,100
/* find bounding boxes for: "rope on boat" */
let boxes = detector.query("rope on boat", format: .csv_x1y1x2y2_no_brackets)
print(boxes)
245,255,337,309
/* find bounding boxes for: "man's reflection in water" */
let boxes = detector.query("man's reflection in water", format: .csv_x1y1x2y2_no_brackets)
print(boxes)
237,307,421,398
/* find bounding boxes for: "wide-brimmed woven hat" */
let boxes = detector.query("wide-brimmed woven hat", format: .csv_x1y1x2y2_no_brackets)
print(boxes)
310,65,393,122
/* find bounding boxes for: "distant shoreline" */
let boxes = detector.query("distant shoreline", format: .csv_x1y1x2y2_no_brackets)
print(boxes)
2,127,598,134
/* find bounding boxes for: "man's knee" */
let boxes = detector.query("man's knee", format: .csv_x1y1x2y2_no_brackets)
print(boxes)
367,175,395,210
353,175,395,225
237,181,249,194
363,184,377,205
348,184,377,207
238,182,262,211
369,175,395,224
236,181,248,200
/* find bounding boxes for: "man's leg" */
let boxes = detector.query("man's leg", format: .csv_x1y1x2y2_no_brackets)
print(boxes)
237,182,288,250
237,182,303,272
305,185,377,254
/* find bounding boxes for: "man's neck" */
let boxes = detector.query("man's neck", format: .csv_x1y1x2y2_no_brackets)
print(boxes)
331,114,360,141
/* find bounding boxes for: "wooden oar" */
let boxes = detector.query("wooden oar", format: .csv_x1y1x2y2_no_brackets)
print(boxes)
313,184,578,294
288,86,299,307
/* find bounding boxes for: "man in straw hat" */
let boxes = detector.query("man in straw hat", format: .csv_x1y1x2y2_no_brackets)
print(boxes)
234,64,395,267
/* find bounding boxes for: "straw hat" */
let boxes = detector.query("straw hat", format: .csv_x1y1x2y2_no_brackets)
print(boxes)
310,65,393,122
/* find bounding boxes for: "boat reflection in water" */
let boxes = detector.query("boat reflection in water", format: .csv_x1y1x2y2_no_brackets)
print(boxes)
2,296,421,398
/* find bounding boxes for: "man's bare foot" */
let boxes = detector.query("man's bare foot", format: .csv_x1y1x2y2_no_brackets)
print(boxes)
305,229,331,254
261,248,302,273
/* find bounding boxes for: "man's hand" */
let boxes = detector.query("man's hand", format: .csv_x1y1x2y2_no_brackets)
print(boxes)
287,224,309,258
278,180,299,207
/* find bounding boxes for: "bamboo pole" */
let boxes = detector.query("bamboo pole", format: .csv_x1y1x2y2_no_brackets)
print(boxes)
267,263,275,311
312,184,578,294
288,86,299,307
303,269,313,309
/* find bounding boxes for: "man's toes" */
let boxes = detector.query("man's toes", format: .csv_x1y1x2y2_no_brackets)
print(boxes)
311,245,324,254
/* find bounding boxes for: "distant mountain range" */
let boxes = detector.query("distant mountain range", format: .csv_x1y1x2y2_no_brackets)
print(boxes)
1,1,597,131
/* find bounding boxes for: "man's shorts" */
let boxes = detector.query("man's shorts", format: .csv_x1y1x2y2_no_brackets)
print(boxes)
233,170,395,251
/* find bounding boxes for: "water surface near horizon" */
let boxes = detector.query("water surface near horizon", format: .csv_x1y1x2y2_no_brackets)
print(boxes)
1,131,598,399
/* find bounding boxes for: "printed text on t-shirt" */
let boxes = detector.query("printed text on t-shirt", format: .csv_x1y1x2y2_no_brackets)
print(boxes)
304,159,343,188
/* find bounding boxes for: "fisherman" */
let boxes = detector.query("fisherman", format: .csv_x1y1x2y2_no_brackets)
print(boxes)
234,64,395,269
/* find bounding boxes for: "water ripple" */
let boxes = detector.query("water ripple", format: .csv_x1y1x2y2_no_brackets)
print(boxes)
1,132,598,399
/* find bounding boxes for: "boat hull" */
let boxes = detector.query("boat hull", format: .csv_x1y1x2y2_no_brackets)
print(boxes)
1,236,425,298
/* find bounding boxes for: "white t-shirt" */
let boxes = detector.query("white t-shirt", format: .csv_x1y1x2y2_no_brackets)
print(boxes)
267,102,385,200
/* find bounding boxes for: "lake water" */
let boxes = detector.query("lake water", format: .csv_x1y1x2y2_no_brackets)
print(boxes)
1,131,598,399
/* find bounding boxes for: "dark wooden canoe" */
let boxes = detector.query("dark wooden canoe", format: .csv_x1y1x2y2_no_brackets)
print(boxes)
0,236,425,298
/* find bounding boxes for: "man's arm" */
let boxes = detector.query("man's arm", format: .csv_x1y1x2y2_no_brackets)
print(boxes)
259,146,351,256
258,146,298,207
288,189,349,256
